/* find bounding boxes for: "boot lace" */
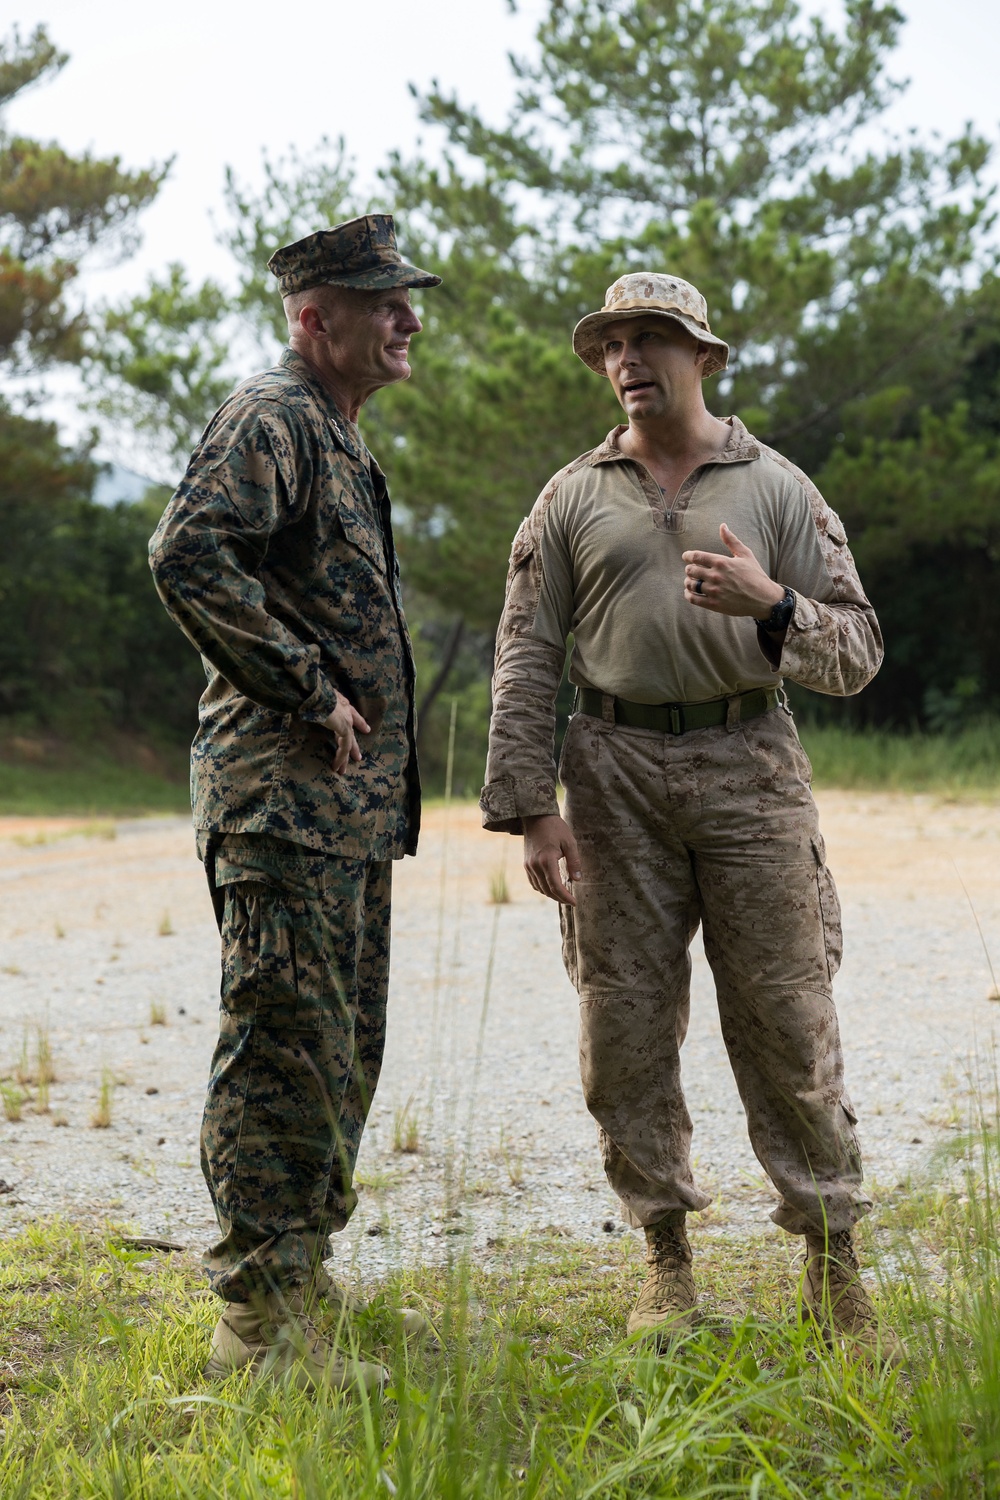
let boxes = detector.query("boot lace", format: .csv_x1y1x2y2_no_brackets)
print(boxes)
647,1215,692,1267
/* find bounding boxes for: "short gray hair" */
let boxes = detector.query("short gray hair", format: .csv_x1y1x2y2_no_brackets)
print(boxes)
282,282,345,333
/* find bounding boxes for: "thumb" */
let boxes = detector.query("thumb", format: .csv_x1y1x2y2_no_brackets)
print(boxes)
720,522,751,558
562,829,583,880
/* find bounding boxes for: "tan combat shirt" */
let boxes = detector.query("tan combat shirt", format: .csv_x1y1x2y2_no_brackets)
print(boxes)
150,349,419,859
481,417,882,834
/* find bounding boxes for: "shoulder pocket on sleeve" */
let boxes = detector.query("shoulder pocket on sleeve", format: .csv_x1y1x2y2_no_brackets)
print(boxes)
207,415,300,531
823,509,847,547
507,520,534,579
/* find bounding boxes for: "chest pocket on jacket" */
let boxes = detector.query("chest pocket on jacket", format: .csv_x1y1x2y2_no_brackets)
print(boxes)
337,504,387,573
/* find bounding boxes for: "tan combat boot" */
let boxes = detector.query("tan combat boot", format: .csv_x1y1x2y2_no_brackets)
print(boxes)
300,1232,366,1318
802,1227,904,1369
309,1261,366,1316
204,1289,387,1392
628,1211,698,1339
310,1264,438,1346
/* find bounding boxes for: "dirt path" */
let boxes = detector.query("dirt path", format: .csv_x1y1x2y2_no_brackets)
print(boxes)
1,793,997,1282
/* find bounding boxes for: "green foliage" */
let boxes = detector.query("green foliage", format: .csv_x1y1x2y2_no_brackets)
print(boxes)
74,1,1000,737
0,24,166,372
375,0,1000,735
0,405,203,738
817,400,1000,725
220,136,357,348
403,0,993,416
0,21,64,108
86,265,236,475
0,26,200,758
6,1131,1000,1497
383,317,611,634
0,744,189,816
800,718,1000,793
437,0,907,217
86,139,357,474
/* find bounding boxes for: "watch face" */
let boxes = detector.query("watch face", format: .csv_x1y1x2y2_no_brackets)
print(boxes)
761,590,793,629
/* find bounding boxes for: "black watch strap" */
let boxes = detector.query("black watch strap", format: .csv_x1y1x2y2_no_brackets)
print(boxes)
756,586,795,633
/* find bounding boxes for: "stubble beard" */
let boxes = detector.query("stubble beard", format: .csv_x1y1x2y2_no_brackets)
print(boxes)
622,383,672,426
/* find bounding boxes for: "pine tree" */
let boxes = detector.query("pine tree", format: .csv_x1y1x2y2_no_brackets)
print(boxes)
0,24,165,374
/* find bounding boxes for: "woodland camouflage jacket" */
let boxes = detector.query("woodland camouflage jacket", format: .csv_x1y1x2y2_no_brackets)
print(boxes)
149,348,419,859
481,418,882,835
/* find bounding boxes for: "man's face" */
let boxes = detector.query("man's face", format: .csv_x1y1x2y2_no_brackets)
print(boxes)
602,316,705,419
313,285,423,393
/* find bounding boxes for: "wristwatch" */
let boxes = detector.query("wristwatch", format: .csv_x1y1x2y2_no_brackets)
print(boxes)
756,586,795,633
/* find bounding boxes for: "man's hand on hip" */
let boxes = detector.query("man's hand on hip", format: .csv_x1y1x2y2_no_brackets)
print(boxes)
322,691,370,775
523,814,583,905
682,523,785,617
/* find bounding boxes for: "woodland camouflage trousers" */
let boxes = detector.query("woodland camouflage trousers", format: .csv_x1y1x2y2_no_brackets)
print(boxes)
558,703,872,1236
199,832,391,1302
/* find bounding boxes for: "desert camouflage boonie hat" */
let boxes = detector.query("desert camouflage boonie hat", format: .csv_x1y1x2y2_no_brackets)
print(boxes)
268,213,442,295
573,272,729,378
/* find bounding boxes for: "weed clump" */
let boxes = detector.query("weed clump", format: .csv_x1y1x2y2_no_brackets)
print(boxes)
1,1082,25,1122
14,1030,31,1086
91,1069,114,1129
35,1026,55,1087
392,1096,421,1154
493,1126,525,1187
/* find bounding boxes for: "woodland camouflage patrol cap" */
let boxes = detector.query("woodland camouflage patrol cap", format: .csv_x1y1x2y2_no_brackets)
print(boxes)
268,213,442,295
573,272,729,378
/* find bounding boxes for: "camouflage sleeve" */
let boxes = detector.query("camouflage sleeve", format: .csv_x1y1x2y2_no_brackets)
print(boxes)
764,452,883,698
480,484,571,835
148,410,339,724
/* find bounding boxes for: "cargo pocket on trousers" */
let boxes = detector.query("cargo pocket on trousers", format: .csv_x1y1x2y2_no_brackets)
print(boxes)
221,880,326,1032
839,1089,863,1174
811,836,843,981
559,901,579,992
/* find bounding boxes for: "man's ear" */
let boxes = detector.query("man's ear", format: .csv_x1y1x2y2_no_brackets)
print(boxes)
298,301,329,340
693,341,710,372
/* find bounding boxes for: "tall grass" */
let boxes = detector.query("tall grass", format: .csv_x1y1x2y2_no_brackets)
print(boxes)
4,711,1000,1494
801,719,1000,794
4,1101,1000,1496
2,722,999,824
0,757,189,816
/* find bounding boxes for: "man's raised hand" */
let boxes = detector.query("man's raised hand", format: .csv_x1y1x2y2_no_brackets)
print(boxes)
682,523,785,617
322,691,370,775
523,813,583,905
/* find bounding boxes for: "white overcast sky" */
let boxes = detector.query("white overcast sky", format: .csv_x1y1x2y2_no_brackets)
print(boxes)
4,0,999,461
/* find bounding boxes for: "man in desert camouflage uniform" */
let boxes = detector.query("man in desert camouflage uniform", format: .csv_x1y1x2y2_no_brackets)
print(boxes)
150,214,440,1390
481,272,901,1364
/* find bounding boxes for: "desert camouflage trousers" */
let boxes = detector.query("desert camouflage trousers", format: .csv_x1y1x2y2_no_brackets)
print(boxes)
198,832,391,1302
558,704,871,1236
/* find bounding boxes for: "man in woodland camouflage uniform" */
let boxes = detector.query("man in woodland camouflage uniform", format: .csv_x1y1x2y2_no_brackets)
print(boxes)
150,215,439,1390
481,272,902,1365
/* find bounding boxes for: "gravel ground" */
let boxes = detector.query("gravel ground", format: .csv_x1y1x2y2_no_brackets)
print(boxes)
1,793,998,1285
